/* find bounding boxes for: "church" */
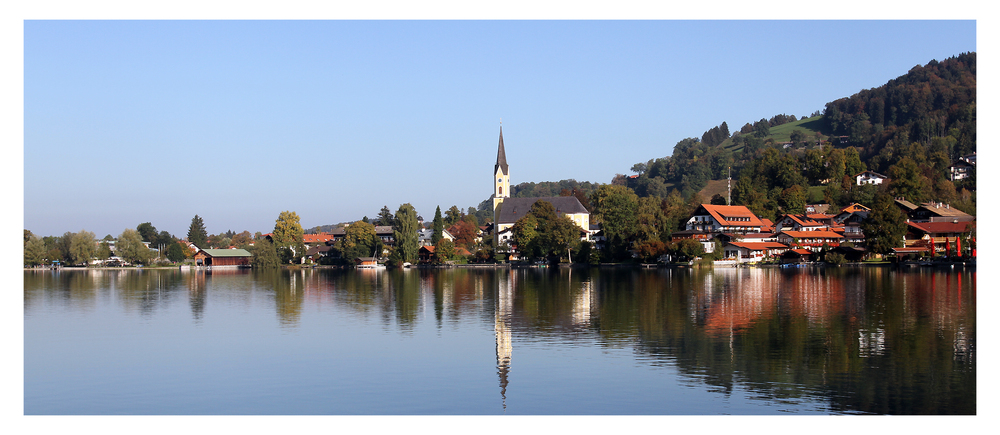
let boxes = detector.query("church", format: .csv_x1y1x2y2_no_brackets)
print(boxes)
490,126,592,248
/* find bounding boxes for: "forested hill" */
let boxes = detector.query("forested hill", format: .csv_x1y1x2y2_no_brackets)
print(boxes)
824,52,975,173
620,52,976,221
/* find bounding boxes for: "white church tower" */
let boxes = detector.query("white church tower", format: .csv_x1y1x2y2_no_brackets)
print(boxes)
493,125,510,222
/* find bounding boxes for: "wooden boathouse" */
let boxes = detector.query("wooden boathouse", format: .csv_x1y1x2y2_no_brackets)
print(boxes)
194,248,252,267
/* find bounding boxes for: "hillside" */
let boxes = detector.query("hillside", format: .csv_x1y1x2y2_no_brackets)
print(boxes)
624,52,975,221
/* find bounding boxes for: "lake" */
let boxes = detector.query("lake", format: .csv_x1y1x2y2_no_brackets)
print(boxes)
23,266,975,415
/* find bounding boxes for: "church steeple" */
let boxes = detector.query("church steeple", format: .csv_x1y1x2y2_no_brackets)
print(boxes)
495,125,509,176
493,124,510,230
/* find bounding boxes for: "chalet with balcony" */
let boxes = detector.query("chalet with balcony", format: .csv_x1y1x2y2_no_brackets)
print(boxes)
855,170,888,186
949,152,975,181
776,214,829,232
684,204,765,234
776,230,844,252
905,221,974,255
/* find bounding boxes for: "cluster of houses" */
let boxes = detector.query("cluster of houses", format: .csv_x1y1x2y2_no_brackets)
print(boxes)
670,199,973,264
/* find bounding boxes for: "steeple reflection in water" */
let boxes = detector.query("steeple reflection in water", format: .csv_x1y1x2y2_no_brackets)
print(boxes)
495,269,513,411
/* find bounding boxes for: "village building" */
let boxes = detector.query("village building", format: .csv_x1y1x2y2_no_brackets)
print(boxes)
721,241,789,263
904,221,974,256
302,232,336,249
805,204,831,214
781,248,817,263
908,202,974,223
775,213,829,232
417,227,455,246
855,170,889,186
683,204,766,234
775,230,844,252
949,152,975,181
894,197,920,216
193,248,252,267
490,126,591,248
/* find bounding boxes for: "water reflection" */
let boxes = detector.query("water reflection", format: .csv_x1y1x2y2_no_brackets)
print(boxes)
24,266,975,414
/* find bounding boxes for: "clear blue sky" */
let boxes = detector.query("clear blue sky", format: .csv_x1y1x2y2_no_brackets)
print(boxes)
23,20,976,238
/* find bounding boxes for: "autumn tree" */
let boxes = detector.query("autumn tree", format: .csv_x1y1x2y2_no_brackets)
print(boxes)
231,231,253,250
341,221,382,261
273,211,305,264
448,220,479,251
434,238,456,263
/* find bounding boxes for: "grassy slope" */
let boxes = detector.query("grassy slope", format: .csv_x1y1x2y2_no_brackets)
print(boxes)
719,116,829,152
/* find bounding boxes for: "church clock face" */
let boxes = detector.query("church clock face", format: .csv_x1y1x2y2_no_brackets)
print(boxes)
498,178,503,183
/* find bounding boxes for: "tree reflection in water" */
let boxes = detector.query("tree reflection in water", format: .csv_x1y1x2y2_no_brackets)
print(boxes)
24,266,974,414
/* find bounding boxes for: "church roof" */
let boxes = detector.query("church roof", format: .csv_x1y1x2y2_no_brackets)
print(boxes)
495,126,509,176
496,196,588,224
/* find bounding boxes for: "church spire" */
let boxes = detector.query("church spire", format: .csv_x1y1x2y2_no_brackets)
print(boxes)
495,125,509,176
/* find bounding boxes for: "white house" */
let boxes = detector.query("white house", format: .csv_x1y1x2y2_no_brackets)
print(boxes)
722,241,789,263
855,170,888,186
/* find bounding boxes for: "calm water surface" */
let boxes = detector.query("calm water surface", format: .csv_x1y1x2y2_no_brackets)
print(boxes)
23,266,975,415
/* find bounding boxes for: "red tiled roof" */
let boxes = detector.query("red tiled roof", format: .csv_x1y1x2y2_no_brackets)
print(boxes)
783,214,823,227
790,249,813,255
759,219,775,231
700,204,764,227
779,230,843,239
907,221,972,234
840,203,870,213
728,242,788,250
302,233,335,243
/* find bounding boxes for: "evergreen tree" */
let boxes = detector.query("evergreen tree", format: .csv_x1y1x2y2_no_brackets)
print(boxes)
376,205,395,227
187,215,208,248
166,242,187,263
432,206,444,245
